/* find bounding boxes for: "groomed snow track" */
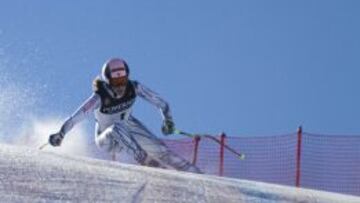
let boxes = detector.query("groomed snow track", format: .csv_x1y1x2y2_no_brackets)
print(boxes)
0,143,359,203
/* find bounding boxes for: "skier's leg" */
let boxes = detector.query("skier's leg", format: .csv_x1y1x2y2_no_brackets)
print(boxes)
95,126,124,154
95,122,164,168
95,123,147,163
128,116,203,173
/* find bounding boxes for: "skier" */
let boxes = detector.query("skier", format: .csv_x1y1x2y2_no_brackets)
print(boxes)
48,58,202,173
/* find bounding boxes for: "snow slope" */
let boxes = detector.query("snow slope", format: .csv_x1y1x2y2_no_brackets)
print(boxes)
0,143,359,203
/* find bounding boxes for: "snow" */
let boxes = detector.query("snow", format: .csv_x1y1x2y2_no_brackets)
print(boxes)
0,143,359,202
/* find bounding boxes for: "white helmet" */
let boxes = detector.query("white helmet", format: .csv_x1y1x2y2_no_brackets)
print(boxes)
101,58,130,86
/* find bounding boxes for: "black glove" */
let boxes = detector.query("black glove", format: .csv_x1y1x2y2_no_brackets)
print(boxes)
49,132,64,146
161,119,175,135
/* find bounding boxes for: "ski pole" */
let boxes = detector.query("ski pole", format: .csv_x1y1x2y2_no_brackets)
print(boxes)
173,129,245,160
38,142,49,150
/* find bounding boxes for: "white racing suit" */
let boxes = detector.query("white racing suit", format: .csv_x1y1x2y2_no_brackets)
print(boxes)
58,79,202,173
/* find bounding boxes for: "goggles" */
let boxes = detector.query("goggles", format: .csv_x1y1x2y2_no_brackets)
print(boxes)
110,76,128,87
108,67,128,87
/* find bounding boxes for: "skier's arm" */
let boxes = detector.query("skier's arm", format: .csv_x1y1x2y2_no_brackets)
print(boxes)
59,93,101,136
134,81,173,121
133,81,175,135
49,93,100,146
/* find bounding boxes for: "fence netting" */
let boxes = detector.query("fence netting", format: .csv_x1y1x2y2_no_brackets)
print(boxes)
300,132,360,195
165,132,360,196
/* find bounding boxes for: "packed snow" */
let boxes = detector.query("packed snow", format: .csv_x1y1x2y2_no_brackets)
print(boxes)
0,143,359,202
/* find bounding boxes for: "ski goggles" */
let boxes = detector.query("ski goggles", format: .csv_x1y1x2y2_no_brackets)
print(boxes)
109,67,128,86
110,76,128,87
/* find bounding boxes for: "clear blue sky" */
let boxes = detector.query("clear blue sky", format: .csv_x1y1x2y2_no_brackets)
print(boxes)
0,1,359,137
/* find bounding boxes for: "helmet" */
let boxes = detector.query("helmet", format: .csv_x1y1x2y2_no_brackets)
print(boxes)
101,58,130,87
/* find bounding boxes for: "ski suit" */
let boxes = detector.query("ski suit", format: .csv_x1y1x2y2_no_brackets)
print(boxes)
58,78,202,173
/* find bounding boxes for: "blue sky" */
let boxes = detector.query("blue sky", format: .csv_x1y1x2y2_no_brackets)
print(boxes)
0,1,359,138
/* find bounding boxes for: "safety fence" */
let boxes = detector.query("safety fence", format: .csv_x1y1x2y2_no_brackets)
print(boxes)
163,127,360,196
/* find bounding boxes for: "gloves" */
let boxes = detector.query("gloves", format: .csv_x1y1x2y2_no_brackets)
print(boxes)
161,119,175,135
49,131,64,147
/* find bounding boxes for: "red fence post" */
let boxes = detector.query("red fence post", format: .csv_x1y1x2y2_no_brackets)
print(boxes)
295,126,303,187
219,133,226,176
192,136,201,165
